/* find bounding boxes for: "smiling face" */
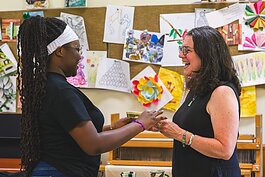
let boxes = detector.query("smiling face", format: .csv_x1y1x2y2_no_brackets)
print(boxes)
179,35,201,78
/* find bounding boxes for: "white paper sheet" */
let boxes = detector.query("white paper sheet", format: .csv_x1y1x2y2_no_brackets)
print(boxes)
87,51,107,88
95,58,131,93
0,76,16,112
205,3,244,28
160,13,194,66
232,52,265,87
131,66,173,111
103,5,135,44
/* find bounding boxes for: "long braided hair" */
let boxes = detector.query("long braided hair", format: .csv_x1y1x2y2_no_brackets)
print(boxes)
17,16,67,176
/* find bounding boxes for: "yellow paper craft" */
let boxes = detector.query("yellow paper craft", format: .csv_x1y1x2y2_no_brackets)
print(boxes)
240,86,256,117
158,67,184,111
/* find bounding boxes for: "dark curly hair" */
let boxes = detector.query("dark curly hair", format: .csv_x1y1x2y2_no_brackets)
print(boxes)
186,26,241,96
17,16,67,177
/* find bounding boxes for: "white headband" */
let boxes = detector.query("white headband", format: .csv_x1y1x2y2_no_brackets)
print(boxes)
47,25,79,55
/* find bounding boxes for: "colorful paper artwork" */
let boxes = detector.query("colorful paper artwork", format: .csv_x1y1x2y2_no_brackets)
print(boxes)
0,43,17,78
95,58,131,93
25,0,48,9
87,51,107,88
160,13,194,66
65,0,86,7
131,66,173,111
239,5,265,51
103,5,135,44
233,52,265,87
23,11,44,20
240,86,256,117
244,1,265,32
123,29,164,65
218,22,242,46
1,19,20,42
0,76,16,112
60,13,89,88
158,67,184,111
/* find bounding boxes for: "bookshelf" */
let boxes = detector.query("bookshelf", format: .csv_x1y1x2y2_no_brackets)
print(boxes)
108,114,263,177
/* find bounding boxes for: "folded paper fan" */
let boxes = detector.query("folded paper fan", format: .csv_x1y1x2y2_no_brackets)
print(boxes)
243,33,265,49
244,1,265,31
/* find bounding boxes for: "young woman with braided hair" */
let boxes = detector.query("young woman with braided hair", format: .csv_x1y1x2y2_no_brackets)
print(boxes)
17,16,164,177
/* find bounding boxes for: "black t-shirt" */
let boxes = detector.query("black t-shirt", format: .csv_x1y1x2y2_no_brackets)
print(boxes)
38,72,104,177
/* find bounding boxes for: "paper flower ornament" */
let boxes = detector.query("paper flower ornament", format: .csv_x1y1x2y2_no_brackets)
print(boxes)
244,1,265,31
243,33,265,49
132,75,163,108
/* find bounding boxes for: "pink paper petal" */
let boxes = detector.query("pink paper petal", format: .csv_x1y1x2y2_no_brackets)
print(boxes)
243,43,255,48
251,33,257,45
254,1,262,14
245,36,255,46
255,33,265,47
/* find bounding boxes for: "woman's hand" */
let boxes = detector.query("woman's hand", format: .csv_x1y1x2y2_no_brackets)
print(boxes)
158,120,184,141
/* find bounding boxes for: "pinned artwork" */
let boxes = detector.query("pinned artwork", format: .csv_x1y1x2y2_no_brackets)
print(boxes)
218,22,242,45
87,51,107,88
23,11,44,20
131,66,173,111
160,13,194,66
240,86,256,117
1,19,20,42
0,43,17,77
244,1,265,32
95,58,130,93
103,5,135,44
65,0,86,7
60,13,89,88
194,8,215,27
0,76,16,112
233,52,265,87
25,0,48,9
158,68,184,111
239,3,265,51
123,29,164,65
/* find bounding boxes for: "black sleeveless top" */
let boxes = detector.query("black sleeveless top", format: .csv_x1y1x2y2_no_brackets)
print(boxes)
172,83,241,177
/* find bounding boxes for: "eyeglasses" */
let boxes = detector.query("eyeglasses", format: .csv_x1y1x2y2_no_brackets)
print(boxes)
179,45,193,56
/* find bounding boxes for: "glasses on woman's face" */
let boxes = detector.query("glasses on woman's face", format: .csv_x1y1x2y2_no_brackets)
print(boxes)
179,45,193,57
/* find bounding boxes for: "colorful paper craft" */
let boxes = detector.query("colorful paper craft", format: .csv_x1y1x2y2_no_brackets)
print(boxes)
218,22,242,45
131,66,173,111
123,29,164,65
243,33,265,49
25,0,48,9
1,19,20,42
158,68,184,111
65,0,86,7
0,76,16,112
244,1,265,31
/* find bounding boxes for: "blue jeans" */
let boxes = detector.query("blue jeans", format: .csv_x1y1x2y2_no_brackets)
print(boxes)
31,161,66,177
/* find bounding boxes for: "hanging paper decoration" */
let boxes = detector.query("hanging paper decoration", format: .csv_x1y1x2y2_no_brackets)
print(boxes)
243,33,265,49
244,1,265,31
132,75,163,108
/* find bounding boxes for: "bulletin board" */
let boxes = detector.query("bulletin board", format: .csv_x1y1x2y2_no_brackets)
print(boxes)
0,2,248,78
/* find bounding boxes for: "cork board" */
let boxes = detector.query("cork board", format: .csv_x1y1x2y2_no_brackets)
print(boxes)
0,2,248,78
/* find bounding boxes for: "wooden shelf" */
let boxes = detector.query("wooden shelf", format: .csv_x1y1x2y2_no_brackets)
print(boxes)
109,114,263,177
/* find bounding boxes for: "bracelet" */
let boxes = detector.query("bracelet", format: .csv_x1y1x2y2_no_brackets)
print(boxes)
182,131,187,147
133,120,145,131
187,134,195,146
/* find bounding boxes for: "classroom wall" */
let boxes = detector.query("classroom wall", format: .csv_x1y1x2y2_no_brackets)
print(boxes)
1,0,264,164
